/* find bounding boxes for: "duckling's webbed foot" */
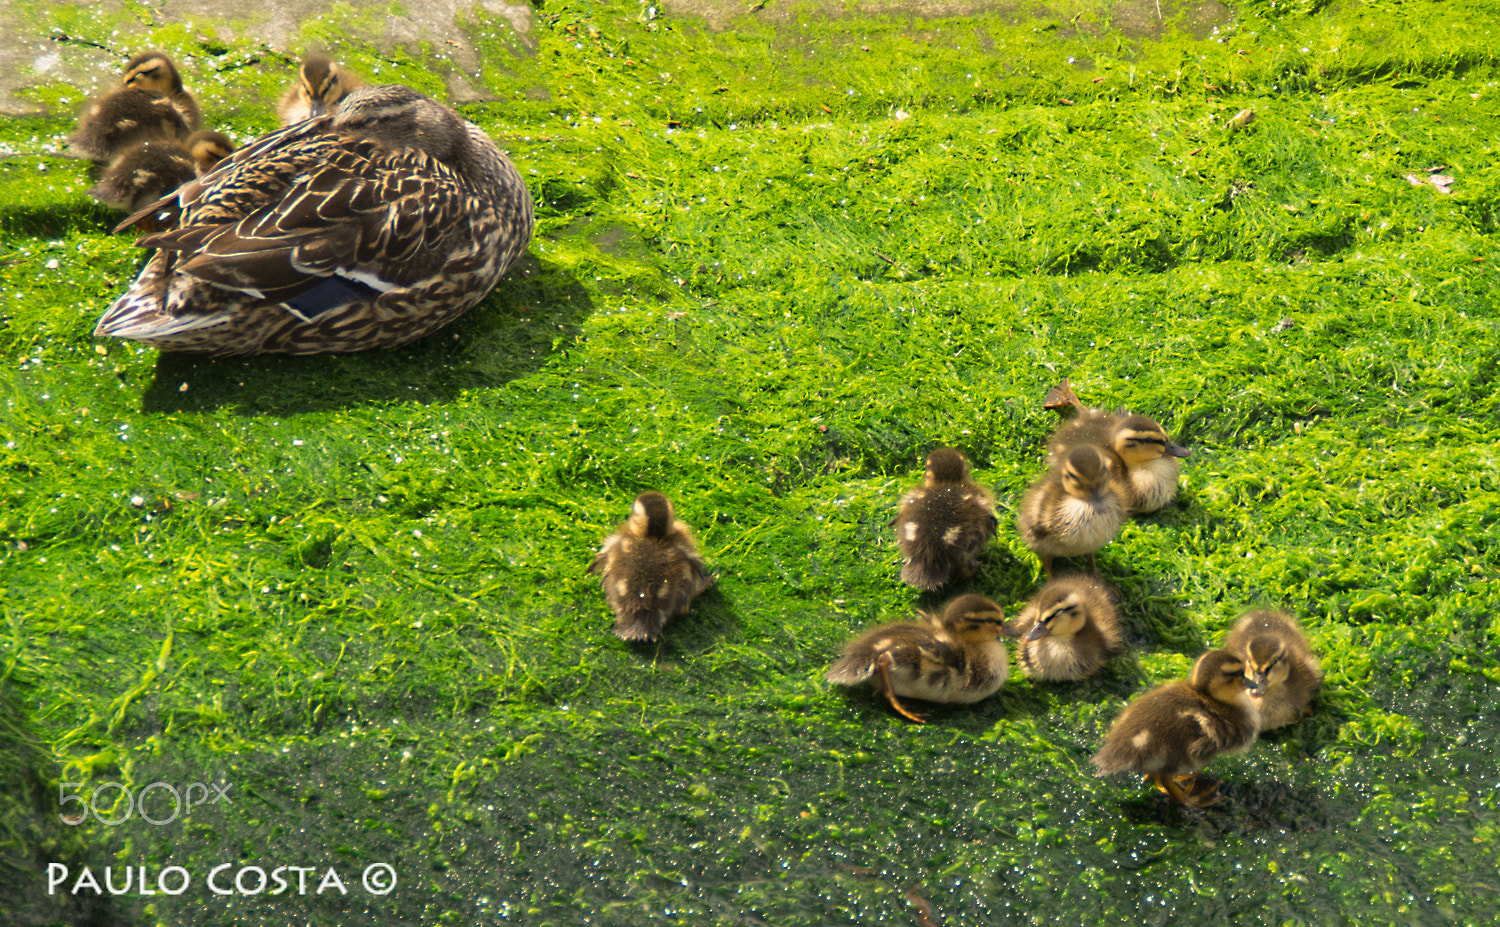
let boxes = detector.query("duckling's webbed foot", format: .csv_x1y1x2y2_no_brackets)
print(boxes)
1179,774,1223,809
876,653,927,723
1146,773,1217,808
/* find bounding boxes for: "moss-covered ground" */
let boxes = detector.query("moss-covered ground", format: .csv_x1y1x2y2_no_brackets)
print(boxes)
3,0,1500,923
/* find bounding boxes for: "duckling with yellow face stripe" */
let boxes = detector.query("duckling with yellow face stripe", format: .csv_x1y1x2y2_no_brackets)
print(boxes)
1046,379,1192,515
587,492,714,642
68,51,199,162
120,51,201,133
278,55,365,125
1223,609,1321,730
1091,649,1259,808
826,594,1010,723
1011,576,1124,681
892,447,997,591
1017,444,1126,577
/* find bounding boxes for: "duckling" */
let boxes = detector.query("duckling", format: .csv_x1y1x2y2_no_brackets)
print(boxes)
87,138,197,212
120,51,201,132
826,594,1010,723
891,447,997,591
587,492,714,643
1045,378,1192,515
1011,575,1124,681
184,130,235,174
1223,609,1322,731
1016,445,1125,577
278,55,365,125
1091,649,1258,808
67,87,190,162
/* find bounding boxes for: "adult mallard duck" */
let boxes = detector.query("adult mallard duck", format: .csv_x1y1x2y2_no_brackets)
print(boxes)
95,84,535,355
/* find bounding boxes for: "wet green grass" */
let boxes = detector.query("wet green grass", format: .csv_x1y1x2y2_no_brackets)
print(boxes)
3,0,1500,924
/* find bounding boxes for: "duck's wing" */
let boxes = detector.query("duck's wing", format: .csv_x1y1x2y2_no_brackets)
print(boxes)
144,136,467,317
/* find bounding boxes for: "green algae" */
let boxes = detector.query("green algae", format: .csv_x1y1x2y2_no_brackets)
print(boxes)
3,0,1500,924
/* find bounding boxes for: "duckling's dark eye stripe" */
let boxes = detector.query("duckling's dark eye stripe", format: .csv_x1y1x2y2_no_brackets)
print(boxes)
1125,436,1166,447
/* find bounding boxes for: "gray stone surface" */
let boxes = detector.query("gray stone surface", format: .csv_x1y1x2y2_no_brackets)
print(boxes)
0,0,536,116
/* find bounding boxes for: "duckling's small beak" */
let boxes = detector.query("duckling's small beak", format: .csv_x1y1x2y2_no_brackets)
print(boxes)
308,99,328,118
1166,440,1192,458
1244,673,1266,697
1024,622,1049,643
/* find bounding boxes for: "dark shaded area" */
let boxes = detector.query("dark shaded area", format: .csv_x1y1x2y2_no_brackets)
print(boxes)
138,254,592,416
0,678,132,927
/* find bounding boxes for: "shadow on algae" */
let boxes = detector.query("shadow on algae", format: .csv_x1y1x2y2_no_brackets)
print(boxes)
0,681,116,927
137,254,595,417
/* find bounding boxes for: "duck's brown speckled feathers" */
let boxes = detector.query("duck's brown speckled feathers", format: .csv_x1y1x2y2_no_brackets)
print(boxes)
1223,609,1322,731
1012,575,1124,681
826,594,1010,723
892,447,997,591
88,138,197,213
588,492,714,643
96,85,535,355
1091,649,1258,807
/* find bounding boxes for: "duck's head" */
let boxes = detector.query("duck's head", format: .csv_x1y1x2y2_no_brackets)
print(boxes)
923,446,970,486
334,85,470,162
1023,591,1087,643
1060,445,1113,500
122,51,184,95
294,55,362,119
1240,635,1291,699
185,130,234,174
936,594,1008,642
1189,649,1252,704
1113,414,1191,466
628,491,675,540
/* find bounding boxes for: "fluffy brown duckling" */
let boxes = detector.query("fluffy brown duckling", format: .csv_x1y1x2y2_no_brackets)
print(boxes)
1045,378,1191,515
67,87,190,162
67,51,200,162
87,138,196,212
1091,649,1259,808
1010,575,1124,681
587,491,713,642
1223,609,1322,731
184,129,235,174
121,51,201,132
826,594,1010,723
278,55,364,125
1016,444,1126,577
892,447,997,591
